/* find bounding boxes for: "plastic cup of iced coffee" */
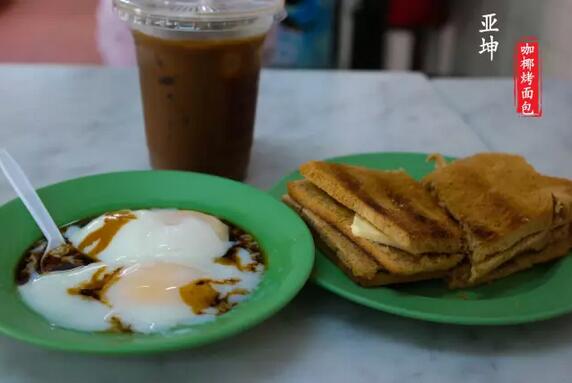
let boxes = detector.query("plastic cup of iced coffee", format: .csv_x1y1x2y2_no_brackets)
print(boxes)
113,0,285,180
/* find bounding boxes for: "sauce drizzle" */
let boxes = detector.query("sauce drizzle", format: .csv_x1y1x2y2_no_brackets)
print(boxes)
108,316,133,333
215,247,259,272
67,266,122,305
77,211,136,258
179,278,240,314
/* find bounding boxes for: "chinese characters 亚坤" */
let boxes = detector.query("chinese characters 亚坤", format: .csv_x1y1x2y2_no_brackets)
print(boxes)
478,13,500,61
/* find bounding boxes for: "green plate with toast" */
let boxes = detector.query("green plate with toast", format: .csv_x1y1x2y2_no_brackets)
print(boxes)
269,152,572,325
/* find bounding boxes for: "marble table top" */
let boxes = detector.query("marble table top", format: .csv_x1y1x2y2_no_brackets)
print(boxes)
433,78,572,179
0,65,571,383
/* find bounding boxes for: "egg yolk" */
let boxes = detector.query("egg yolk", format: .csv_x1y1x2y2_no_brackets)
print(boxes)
107,263,202,306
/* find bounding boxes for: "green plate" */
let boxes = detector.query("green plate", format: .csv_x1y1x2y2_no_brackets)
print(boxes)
269,152,572,325
0,171,314,354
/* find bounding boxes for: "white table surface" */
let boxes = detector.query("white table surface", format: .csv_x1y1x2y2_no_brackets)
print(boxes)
1,65,571,383
433,78,572,179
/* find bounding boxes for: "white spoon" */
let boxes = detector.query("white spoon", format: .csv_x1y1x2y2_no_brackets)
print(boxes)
0,149,66,256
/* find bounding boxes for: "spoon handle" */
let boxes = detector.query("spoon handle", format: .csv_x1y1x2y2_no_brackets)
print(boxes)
0,149,65,251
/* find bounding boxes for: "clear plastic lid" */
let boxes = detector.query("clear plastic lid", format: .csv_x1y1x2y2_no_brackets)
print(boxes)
113,0,285,32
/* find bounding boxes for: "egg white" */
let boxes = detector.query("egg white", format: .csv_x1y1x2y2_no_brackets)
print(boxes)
18,263,113,332
68,209,232,268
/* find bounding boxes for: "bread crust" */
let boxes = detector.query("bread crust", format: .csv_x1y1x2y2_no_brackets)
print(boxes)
448,228,571,289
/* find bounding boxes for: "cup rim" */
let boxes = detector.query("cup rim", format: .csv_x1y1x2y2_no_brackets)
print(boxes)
113,0,286,32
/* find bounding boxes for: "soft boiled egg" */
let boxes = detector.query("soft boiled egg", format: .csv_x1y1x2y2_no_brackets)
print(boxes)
18,209,265,334
68,209,231,268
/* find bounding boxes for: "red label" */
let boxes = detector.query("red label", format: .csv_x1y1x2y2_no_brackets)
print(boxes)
514,39,542,117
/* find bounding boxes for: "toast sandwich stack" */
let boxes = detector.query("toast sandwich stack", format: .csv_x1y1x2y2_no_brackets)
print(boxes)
283,153,572,288
283,161,465,286
423,153,572,288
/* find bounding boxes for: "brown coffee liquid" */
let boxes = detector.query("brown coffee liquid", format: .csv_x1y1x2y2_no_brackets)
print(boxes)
133,31,266,180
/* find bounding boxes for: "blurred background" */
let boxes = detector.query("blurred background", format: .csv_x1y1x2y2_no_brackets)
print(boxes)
0,0,569,78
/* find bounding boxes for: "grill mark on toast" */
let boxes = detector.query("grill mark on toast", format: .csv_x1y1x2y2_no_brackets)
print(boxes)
428,168,529,242
485,190,530,229
334,166,453,240
425,180,468,242
384,189,452,239
467,224,498,241
464,190,528,242
332,166,394,218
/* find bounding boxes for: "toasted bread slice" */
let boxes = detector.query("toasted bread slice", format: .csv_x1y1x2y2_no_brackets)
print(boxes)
448,234,571,289
470,228,556,279
299,161,464,254
423,153,554,263
282,195,445,286
448,224,572,288
287,180,464,275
